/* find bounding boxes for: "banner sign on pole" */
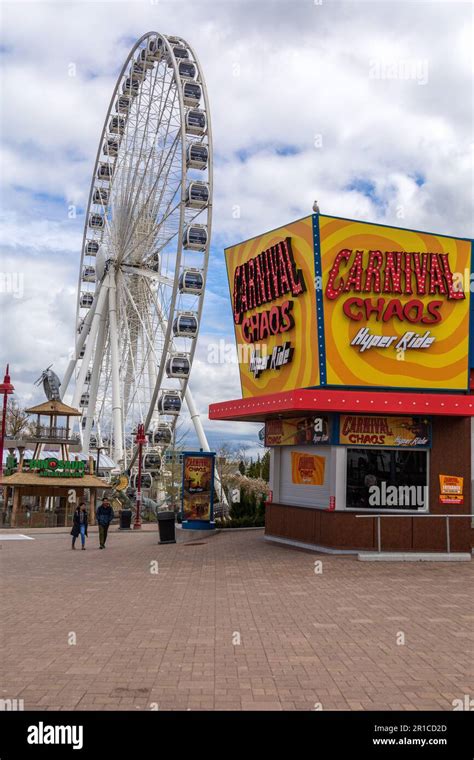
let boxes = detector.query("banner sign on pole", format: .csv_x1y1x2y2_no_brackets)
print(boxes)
439,474,464,505
181,451,215,529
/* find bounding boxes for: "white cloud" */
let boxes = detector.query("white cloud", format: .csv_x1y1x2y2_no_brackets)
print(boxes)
1,0,472,453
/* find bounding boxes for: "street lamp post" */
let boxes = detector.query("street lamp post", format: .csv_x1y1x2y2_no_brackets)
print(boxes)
95,444,104,477
134,423,146,530
0,365,15,479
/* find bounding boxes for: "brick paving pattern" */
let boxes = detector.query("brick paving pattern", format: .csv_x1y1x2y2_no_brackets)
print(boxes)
1,527,473,711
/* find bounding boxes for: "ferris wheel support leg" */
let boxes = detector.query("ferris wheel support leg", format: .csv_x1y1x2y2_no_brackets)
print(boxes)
61,293,99,396
147,363,159,430
146,316,159,430
61,359,77,399
82,291,109,455
183,385,228,507
71,282,109,410
108,270,125,466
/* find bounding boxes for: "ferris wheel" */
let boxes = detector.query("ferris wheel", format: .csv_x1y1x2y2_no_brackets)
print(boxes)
61,32,215,476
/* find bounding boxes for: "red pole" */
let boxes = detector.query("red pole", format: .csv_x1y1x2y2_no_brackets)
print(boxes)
133,423,145,530
0,389,8,480
0,365,15,479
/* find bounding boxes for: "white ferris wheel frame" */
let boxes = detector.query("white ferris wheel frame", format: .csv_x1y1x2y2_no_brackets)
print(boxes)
61,32,222,496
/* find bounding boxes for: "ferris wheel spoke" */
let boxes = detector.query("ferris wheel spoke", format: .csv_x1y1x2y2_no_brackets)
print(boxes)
116,65,151,206
107,270,124,463
154,226,181,257
95,340,112,431
82,296,109,452
115,73,177,255
121,277,161,366
119,72,175,224
122,192,181,268
120,127,182,264
120,264,174,288
122,323,156,423
120,303,144,423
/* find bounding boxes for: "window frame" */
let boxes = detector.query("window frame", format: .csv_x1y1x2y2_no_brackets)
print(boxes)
342,445,430,514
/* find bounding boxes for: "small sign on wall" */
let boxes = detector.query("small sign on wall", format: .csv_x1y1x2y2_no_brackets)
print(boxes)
265,415,331,446
439,474,464,505
291,452,326,485
339,415,431,448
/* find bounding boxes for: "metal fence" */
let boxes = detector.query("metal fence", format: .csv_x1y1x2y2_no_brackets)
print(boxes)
356,513,473,553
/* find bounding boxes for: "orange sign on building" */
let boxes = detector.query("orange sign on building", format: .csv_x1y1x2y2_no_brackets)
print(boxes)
225,214,472,397
264,416,331,446
291,452,326,485
225,216,320,398
319,216,472,391
339,415,431,447
439,474,464,505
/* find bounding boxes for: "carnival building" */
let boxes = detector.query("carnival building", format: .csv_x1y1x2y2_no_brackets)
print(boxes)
209,214,474,555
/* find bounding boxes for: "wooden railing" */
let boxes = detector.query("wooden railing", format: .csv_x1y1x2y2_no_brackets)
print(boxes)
28,425,80,442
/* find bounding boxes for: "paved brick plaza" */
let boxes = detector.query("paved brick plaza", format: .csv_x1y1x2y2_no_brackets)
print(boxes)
1,527,473,711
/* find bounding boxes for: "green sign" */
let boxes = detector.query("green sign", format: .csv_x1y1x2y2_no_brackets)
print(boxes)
28,458,86,478
5,453,17,476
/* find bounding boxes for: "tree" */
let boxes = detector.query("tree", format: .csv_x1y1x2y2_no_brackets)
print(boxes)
5,400,32,438
261,451,270,482
247,453,267,479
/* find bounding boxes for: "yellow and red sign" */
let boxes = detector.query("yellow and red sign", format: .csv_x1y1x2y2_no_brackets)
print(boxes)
320,216,471,390
225,214,471,397
339,415,431,447
225,216,319,398
182,453,214,521
439,474,464,505
265,416,330,446
291,452,326,485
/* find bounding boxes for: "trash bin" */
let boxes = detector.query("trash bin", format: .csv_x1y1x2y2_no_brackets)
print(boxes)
157,510,176,544
119,508,132,530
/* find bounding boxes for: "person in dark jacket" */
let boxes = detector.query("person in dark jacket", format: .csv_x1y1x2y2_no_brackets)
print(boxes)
71,502,88,550
96,498,114,549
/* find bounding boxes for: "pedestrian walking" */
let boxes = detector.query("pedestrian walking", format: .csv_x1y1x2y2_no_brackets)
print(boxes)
71,502,88,550
96,498,114,549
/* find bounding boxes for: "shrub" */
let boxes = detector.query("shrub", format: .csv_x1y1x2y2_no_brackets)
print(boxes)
215,515,265,529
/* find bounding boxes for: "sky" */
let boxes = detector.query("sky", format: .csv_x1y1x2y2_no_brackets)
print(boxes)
0,0,473,458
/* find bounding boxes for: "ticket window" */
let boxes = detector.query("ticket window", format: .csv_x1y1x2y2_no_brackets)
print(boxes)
345,448,428,511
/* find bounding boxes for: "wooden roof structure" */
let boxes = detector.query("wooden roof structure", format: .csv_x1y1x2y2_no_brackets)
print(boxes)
25,400,82,417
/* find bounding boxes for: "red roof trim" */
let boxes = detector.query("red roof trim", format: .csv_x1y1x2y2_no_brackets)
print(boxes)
209,388,474,421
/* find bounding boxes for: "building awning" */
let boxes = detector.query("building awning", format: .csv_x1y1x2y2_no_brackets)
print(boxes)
209,388,474,422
